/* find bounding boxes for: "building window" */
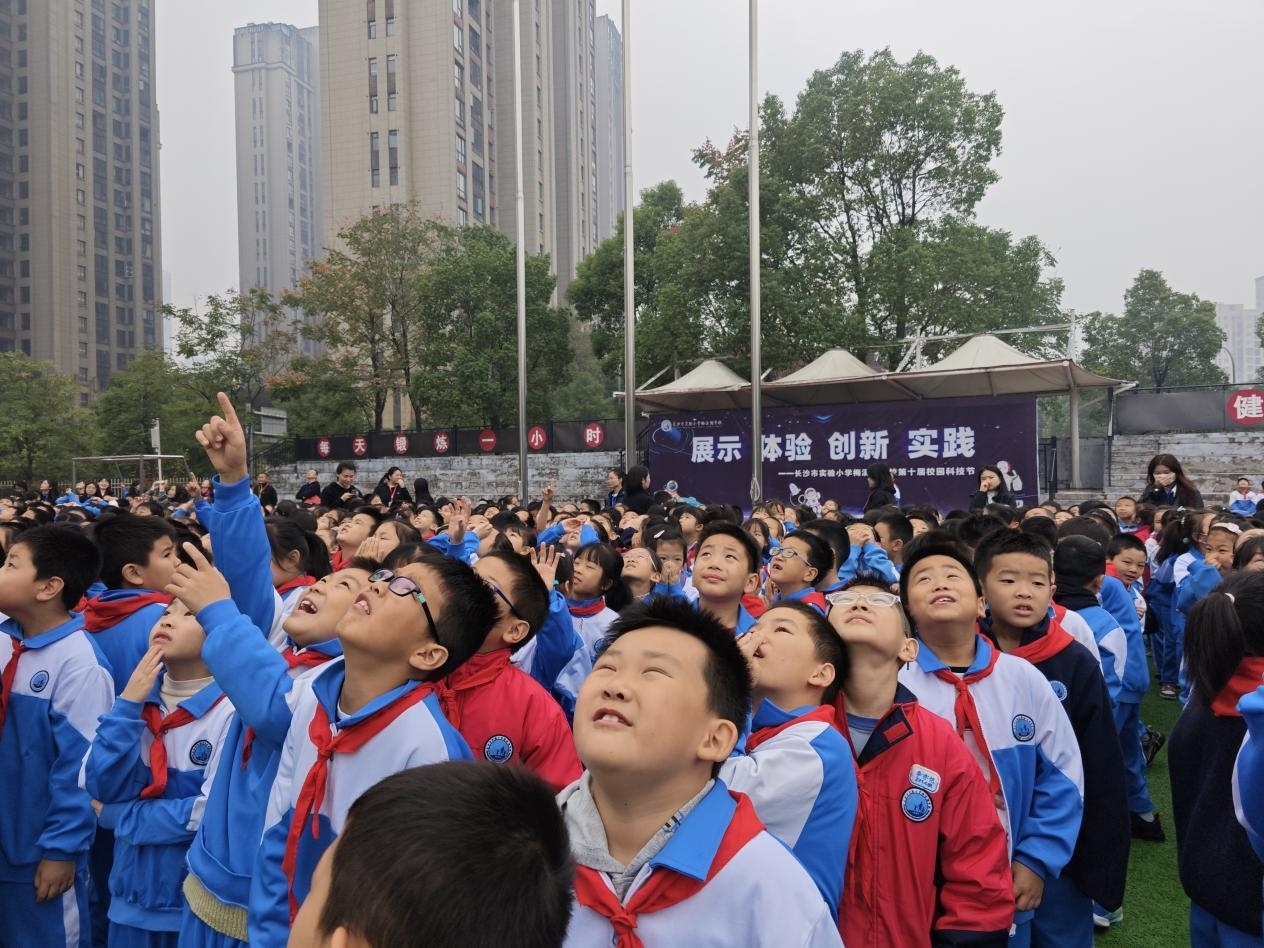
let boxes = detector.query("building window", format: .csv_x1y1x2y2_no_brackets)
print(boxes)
454,96,464,125
387,92,397,112
456,135,466,164
454,61,463,88
456,170,466,200
457,207,467,226
453,24,463,52
386,17,396,35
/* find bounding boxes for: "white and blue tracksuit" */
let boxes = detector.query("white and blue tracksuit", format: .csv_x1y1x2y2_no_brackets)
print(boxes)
0,616,114,948
1176,557,1223,705
1060,598,1127,711
249,660,471,947
719,700,857,917
82,680,235,945
1101,576,1157,817
900,635,1085,942
511,588,591,722
830,540,898,588
1234,677,1264,863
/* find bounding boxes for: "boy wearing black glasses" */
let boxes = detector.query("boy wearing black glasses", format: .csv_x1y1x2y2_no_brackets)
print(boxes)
828,575,1015,948
767,532,832,615
167,533,498,948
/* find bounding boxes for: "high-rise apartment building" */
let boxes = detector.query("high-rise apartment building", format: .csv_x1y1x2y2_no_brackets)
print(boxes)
233,22,323,356
1216,296,1263,385
593,13,623,247
1,0,162,402
548,0,597,302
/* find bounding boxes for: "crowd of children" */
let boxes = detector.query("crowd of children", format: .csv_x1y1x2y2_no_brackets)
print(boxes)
3,425,1264,946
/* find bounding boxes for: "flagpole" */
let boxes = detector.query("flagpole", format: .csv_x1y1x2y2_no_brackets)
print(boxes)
512,0,529,500
621,0,636,470
748,0,762,505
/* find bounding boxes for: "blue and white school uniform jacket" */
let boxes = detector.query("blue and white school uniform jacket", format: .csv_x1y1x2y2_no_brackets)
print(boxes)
84,590,167,696
0,616,114,878
567,600,619,661
719,700,857,916
185,597,339,923
1061,600,1127,710
250,660,471,947
559,779,843,948
512,588,591,720
82,679,235,933
833,540,898,588
1051,605,1102,662
1100,576,1149,704
899,635,1084,927
1234,678,1264,862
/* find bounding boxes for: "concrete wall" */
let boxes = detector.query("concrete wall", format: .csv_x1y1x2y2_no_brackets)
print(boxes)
271,451,622,504
1106,432,1264,503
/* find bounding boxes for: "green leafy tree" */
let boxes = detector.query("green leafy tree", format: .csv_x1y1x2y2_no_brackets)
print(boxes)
412,225,573,427
0,355,92,483
91,351,206,465
268,354,374,436
287,205,445,431
1081,270,1225,390
164,287,298,411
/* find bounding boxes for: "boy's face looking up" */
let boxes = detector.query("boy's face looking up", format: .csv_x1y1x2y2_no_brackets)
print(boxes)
126,535,179,591
1109,548,1147,586
337,563,448,676
693,534,759,602
575,625,737,784
0,542,61,616
743,605,834,702
904,555,985,633
980,552,1052,639
828,586,916,664
284,568,373,648
149,598,206,665
768,536,817,591
619,548,658,585
1113,498,1136,523
472,557,529,651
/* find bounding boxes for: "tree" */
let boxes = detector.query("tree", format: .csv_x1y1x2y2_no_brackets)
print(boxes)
287,205,445,431
0,355,91,483
412,225,573,427
164,287,298,411
1081,270,1225,390
91,351,206,465
268,355,375,436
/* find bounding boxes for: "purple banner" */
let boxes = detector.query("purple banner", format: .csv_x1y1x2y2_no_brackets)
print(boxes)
648,394,1038,514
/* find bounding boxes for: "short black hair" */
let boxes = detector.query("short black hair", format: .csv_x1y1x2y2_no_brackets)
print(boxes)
1053,535,1107,590
9,525,101,610
92,514,178,589
477,551,549,647
1020,515,1058,548
320,762,573,948
335,462,357,475
875,511,913,548
604,596,752,734
1106,533,1147,558
899,532,982,604
697,521,761,576
955,513,1008,552
761,601,848,704
798,519,850,573
974,530,1053,582
645,525,686,555
1056,516,1113,550
780,530,832,585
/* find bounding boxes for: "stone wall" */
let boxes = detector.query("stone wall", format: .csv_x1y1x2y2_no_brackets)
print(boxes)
1106,432,1264,502
269,451,623,504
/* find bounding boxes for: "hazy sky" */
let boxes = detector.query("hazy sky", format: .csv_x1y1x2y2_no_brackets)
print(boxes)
157,0,1264,319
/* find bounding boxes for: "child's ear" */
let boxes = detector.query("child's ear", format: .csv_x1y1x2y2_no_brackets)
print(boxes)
742,571,761,596
121,562,145,586
897,636,920,664
697,716,740,765
500,618,531,647
809,660,836,691
331,926,373,948
1089,574,1104,594
804,565,819,585
34,575,65,606
408,641,449,676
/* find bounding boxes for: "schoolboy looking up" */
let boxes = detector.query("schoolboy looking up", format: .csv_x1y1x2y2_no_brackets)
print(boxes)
975,531,1129,942
167,543,497,947
288,762,575,948
693,522,763,635
828,575,1014,948
83,605,235,948
897,533,1084,948
767,531,831,615
84,514,180,693
719,601,856,915
0,526,114,947
797,519,850,593
558,597,842,946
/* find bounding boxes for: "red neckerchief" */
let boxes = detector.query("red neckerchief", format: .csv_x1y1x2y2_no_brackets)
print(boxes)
0,636,25,731
434,650,513,730
140,693,227,798
277,575,317,596
930,643,1003,797
572,791,764,948
329,550,349,572
240,648,336,768
746,704,835,754
83,592,172,632
739,593,767,619
568,597,607,618
999,617,1076,666
282,682,434,922
1211,657,1264,718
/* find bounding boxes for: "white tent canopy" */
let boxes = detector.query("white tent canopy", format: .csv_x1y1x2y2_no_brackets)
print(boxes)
632,359,752,411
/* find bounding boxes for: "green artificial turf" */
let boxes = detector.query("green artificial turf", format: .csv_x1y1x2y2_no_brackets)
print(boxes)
1094,685,1189,947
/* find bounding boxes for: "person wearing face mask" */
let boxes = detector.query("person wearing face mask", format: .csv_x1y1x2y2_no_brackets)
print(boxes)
1139,454,1203,509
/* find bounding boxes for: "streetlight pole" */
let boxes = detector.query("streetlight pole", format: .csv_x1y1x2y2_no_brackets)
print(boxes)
621,0,636,469
748,0,761,505
512,0,529,500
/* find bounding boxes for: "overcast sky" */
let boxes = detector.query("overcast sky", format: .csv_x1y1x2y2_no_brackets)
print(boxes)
156,0,1264,319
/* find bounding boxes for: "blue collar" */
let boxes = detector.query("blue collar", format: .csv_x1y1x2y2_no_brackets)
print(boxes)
734,605,757,635
914,632,991,675
647,780,738,882
751,698,815,731
310,658,428,726
147,674,225,717
1,613,85,649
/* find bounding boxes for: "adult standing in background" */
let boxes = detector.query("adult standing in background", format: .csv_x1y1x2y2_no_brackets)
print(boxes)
622,465,653,514
320,461,362,509
604,468,625,509
254,471,278,511
1139,453,1203,508
296,468,322,504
